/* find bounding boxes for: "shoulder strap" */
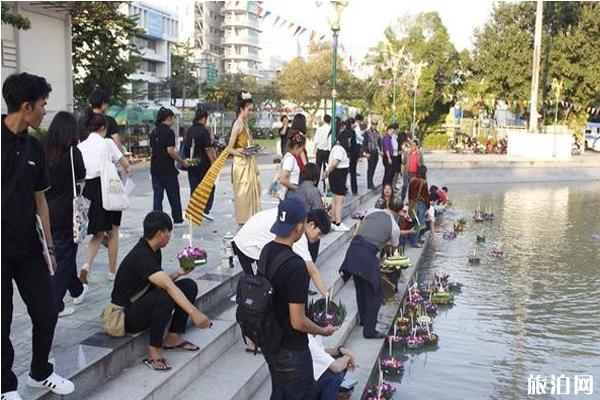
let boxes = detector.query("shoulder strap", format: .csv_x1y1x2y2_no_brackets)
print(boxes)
130,284,151,303
2,137,31,208
70,147,77,197
258,247,296,281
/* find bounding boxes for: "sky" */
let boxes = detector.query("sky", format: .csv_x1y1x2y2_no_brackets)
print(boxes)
258,0,496,70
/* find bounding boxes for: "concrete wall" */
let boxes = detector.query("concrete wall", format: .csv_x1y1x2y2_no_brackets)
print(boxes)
1,2,73,125
507,131,572,161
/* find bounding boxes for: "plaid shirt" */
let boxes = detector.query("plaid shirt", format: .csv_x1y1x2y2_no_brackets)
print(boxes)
364,128,380,153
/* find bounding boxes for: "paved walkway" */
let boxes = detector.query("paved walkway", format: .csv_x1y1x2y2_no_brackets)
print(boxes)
10,155,383,377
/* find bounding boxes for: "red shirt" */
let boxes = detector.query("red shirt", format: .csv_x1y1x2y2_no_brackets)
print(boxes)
408,150,420,173
436,189,448,204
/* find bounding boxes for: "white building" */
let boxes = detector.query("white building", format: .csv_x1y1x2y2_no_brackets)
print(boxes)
222,0,262,78
1,2,73,124
192,1,225,84
125,1,179,101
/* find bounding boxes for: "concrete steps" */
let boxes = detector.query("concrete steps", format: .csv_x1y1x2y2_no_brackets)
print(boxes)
17,185,379,400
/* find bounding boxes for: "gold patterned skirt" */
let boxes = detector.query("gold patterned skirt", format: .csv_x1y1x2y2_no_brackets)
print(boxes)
231,152,261,224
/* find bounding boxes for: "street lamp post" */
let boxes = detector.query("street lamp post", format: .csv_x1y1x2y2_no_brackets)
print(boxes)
329,0,347,145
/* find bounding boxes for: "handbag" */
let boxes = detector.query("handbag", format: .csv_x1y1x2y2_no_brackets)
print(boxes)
100,284,150,337
100,140,129,211
71,147,90,243
267,164,287,201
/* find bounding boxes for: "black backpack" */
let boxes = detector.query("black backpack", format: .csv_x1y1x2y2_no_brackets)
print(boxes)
235,248,295,354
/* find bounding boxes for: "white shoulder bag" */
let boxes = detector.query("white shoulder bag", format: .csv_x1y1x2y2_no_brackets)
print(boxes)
71,147,91,243
100,140,129,211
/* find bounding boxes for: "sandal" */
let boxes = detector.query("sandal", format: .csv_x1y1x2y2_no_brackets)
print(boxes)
143,358,171,371
164,340,200,352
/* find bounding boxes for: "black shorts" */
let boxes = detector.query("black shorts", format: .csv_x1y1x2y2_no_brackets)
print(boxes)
329,168,349,196
392,155,402,173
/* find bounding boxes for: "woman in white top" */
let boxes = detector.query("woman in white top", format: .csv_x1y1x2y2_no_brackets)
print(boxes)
77,110,131,285
279,131,306,197
324,124,351,232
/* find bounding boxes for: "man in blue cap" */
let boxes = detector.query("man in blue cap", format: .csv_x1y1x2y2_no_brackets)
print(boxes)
259,197,336,400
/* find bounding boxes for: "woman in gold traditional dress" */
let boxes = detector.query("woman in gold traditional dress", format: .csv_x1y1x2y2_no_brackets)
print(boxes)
226,91,261,229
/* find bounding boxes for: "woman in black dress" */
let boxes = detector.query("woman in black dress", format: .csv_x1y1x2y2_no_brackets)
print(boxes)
278,115,289,156
77,111,131,286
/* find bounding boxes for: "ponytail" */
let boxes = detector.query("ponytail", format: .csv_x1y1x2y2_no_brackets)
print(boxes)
155,107,175,126
83,107,107,134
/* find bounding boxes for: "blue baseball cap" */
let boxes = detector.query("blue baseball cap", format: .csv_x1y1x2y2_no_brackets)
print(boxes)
270,196,307,236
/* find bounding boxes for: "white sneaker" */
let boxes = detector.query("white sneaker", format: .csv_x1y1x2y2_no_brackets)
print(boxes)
1,391,23,400
332,223,351,232
107,272,116,281
27,372,74,395
58,307,75,318
72,284,88,305
201,212,214,221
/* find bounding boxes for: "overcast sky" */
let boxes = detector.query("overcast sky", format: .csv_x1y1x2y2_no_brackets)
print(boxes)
259,0,496,69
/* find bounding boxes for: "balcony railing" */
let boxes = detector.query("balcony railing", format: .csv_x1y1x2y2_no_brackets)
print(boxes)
223,35,260,48
222,15,260,30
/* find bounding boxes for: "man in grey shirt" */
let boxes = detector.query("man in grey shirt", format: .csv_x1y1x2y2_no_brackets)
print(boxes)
340,197,409,338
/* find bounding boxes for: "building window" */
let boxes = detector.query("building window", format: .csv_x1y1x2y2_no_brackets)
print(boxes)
147,39,156,51
148,61,157,74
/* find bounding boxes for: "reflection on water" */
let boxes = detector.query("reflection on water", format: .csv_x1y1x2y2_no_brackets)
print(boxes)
391,182,600,400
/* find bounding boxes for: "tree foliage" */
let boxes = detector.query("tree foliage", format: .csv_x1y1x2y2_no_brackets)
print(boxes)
166,41,199,104
470,1,600,124
365,12,460,129
68,1,142,109
200,73,282,111
274,41,358,118
1,3,31,30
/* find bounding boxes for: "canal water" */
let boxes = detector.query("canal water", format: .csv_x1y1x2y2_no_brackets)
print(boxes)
387,182,600,399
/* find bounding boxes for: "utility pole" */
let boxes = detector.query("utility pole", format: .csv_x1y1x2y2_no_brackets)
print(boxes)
528,0,544,133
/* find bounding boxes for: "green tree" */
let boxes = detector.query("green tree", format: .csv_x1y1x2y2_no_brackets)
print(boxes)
470,1,599,126
366,12,460,129
1,3,31,30
167,41,199,107
274,41,357,122
68,1,142,108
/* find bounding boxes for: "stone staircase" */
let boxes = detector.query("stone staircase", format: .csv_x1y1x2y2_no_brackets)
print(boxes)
18,186,380,400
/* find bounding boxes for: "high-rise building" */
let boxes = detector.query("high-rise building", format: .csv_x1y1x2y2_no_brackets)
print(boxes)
125,1,179,101
192,1,225,86
221,0,261,78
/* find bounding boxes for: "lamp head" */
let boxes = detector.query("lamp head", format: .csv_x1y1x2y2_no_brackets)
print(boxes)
329,0,348,31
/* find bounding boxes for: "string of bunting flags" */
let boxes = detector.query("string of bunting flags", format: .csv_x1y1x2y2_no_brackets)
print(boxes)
255,2,329,42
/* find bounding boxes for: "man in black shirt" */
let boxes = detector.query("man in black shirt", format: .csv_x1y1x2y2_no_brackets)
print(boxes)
184,109,216,219
78,89,126,154
111,211,211,371
2,73,74,399
150,108,189,224
260,197,336,400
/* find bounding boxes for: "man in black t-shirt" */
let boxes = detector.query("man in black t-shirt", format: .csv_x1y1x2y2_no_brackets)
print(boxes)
184,109,216,219
78,89,126,154
2,73,75,398
259,197,336,400
111,211,211,371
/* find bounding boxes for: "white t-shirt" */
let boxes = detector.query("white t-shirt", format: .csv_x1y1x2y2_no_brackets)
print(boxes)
281,152,301,185
425,205,435,222
391,134,399,156
314,124,331,151
78,133,123,179
233,208,312,261
308,335,335,380
355,126,364,145
329,144,350,169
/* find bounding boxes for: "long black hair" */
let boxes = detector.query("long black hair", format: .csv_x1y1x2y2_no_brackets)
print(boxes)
44,111,79,168
156,107,175,126
290,114,307,134
83,107,107,134
193,109,208,125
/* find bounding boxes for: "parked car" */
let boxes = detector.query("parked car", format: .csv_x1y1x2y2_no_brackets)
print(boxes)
585,131,600,152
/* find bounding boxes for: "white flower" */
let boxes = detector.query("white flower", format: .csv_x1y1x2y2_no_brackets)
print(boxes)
241,91,252,100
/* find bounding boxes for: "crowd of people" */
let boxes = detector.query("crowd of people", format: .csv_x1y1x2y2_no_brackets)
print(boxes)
2,71,453,400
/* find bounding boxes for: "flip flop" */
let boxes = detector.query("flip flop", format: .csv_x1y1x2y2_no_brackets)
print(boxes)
164,340,200,352
143,358,171,371
245,347,262,354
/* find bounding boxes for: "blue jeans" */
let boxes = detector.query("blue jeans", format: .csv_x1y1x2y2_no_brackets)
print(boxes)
401,173,410,202
50,227,84,313
264,348,315,400
409,201,428,246
311,369,346,400
152,173,183,223
187,168,214,214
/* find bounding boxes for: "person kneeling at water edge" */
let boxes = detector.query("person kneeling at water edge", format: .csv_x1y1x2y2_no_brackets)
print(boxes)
340,197,409,338
254,198,336,399
308,334,356,400
110,211,212,371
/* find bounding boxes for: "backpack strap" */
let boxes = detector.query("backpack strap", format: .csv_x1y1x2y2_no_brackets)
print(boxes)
257,247,296,281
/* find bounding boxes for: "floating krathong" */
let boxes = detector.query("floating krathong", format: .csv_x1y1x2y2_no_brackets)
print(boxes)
383,252,412,269
476,234,486,243
468,248,480,264
424,300,438,314
443,230,457,240
405,333,424,349
380,358,405,375
423,333,439,345
447,281,463,292
366,380,396,400
431,291,455,305
307,298,347,328
490,245,503,259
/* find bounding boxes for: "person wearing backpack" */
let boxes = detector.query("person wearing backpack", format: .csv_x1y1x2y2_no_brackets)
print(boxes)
236,197,336,400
